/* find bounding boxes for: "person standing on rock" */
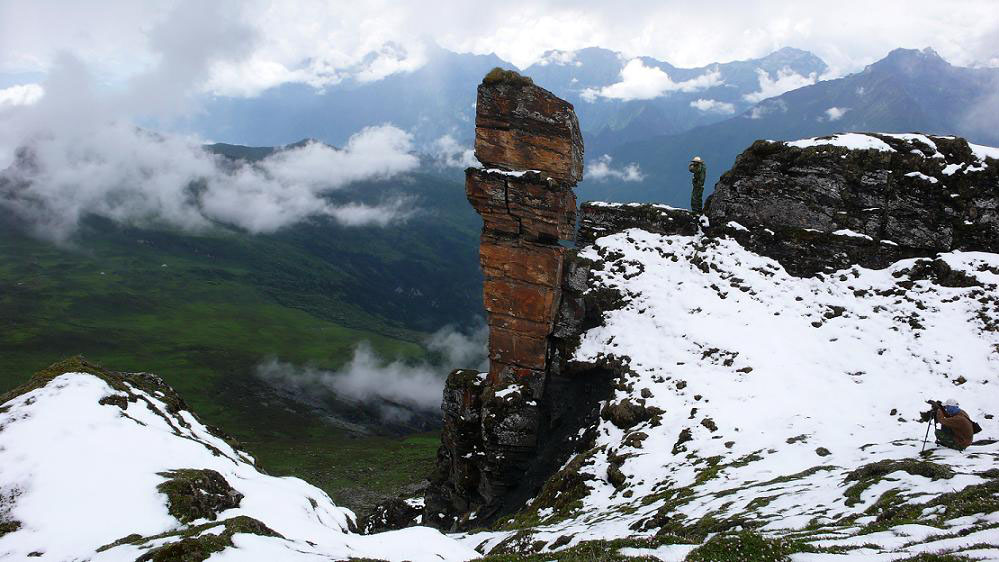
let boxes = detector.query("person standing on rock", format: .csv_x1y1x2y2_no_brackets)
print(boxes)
689,156,706,214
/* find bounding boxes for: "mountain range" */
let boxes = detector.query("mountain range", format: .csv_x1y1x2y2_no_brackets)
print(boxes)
586,48,999,204
186,44,826,154
187,45,999,210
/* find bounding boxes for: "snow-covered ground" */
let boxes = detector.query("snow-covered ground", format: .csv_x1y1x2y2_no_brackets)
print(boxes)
461,228,999,559
0,370,477,561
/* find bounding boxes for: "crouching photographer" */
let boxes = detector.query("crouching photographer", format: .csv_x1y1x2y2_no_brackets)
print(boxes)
921,399,980,451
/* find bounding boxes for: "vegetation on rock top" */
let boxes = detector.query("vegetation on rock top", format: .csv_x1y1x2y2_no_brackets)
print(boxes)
483,67,535,87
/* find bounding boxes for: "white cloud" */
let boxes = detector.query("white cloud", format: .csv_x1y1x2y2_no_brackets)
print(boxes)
198,129,420,233
0,47,419,241
582,59,723,102
430,134,479,168
586,154,644,182
2,119,419,240
256,323,487,421
690,98,736,114
747,98,788,120
0,84,44,107
824,106,849,121
537,50,580,66
743,67,818,103
1,1,998,96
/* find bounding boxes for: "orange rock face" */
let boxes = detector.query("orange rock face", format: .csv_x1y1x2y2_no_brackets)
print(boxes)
474,81,584,184
424,72,584,531
466,76,582,388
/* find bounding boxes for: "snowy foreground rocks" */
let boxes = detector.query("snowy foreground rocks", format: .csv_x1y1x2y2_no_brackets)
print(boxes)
457,228,999,559
0,358,477,561
433,134,999,559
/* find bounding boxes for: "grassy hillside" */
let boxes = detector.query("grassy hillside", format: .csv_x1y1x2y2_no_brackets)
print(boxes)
0,168,482,510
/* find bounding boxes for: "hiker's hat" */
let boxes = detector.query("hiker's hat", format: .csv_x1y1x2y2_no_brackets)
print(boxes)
691,156,703,162
944,398,959,407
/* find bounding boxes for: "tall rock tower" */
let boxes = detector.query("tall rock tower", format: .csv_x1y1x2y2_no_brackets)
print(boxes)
424,69,584,530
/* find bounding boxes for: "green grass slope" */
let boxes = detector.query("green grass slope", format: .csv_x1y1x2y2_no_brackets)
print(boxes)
0,168,482,510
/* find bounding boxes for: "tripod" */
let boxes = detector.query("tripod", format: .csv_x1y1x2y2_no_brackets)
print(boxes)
921,414,935,453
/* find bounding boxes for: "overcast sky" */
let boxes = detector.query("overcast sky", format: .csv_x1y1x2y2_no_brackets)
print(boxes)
0,0,996,240
1,0,997,97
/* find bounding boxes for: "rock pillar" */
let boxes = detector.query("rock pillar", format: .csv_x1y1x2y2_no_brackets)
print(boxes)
424,70,583,529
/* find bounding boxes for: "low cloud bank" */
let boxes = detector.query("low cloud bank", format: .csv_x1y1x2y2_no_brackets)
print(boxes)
0,1,421,243
256,323,488,422
0,84,44,107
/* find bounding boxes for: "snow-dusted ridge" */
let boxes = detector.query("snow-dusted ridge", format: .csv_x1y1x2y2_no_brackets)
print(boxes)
0,359,476,561
459,229,999,559
778,132,998,169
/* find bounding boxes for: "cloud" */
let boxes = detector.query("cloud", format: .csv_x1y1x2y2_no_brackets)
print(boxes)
743,67,818,103
197,130,419,233
586,154,644,182
690,98,736,114
0,2,421,242
824,106,849,121
747,98,788,120
0,84,43,107
0,69,419,240
430,134,479,168
537,50,581,67
256,323,488,422
581,59,723,102
2,1,998,96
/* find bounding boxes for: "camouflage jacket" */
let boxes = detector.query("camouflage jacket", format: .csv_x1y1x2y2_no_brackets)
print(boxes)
689,161,706,185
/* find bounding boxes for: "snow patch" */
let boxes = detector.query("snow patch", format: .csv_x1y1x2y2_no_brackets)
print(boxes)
904,171,939,184
832,229,874,240
0,372,476,561
969,142,999,162
786,133,895,152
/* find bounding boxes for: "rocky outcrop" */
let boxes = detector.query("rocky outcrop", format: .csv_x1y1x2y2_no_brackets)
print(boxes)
577,135,999,276
577,202,700,246
427,124,999,534
156,469,244,524
706,134,999,275
424,71,589,530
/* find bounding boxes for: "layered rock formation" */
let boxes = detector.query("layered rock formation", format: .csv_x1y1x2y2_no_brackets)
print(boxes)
706,134,999,274
424,71,587,530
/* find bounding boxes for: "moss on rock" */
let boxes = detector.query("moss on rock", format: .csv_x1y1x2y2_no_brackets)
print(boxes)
844,459,954,507
0,520,21,538
482,67,534,87
156,469,244,524
100,515,281,562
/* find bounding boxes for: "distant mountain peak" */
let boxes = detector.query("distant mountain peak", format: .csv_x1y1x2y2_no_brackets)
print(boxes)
873,46,951,72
